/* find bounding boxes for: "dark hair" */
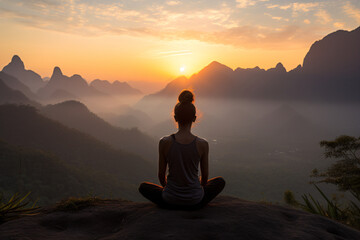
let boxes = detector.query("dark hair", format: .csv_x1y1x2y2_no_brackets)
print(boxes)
174,90,196,125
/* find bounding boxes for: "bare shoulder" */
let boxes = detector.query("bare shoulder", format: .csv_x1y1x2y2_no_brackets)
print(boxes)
196,136,209,148
159,135,173,156
159,135,173,147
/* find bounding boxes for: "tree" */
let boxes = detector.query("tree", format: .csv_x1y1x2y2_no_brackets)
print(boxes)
311,135,360,195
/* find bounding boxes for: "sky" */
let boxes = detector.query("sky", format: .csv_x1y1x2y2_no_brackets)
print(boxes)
1,0,360,91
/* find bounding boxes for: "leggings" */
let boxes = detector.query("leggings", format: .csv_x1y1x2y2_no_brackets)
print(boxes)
139,177,226,209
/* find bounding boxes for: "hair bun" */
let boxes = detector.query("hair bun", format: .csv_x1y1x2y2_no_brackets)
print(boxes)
178,90,194,104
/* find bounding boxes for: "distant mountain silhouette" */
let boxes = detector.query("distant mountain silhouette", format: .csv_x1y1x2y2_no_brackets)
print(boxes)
2,55,45,92
38,67,105,99
41,100,156,161
303,26,360,75
139,27,360,103
48,89,78,101
0,105,153,185
0,78,40,107
90,79,142,95
0,71,38,100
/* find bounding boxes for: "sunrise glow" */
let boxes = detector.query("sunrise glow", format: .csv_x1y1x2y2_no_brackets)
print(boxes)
0,0,360,91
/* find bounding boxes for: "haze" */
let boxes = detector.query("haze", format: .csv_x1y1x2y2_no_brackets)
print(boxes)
1,0,360,206
1,0,360,92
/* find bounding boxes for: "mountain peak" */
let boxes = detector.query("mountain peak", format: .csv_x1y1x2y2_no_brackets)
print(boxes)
198,61,233,76
267,62,286,73
11,55,25,69
276,62,284,69
207,61,232,70
302,26,360,74
51,66,63,79
208,61,222,66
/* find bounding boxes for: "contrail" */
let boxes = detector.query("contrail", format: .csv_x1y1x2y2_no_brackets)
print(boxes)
156,50,193,58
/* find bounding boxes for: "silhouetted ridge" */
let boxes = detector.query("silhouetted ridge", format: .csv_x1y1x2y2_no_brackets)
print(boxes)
41,100,156,160
303,27,360,75
90,79,142,95
0,104,152,185
10,55,25,69
47,100,89,112
289,64,302,73
2,55,45,92
138,26,360,103
38,67,104,99
51,66,63,80
198,61,233,75
267,62,287,73
0,78,39,107
0,71,38,100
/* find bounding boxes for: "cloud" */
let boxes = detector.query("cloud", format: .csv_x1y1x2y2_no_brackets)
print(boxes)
156,50,192,58
267,2,319,13
343,1,360,23
292,2,319,12
236,0,256,8
267,4,291,10
264,13,289,22
315,9,332,24
172,25,320,50
0,0,322,50
303,19,311,24
166,1,181,6
333,22,344,28
236,0,268,9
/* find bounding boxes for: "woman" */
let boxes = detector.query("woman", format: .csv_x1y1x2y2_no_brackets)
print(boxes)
139,90,225,209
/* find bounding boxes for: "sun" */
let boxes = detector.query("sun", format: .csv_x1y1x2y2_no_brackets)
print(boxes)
180,66,185,73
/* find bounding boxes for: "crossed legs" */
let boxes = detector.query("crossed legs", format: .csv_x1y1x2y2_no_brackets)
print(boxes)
139,177,226,209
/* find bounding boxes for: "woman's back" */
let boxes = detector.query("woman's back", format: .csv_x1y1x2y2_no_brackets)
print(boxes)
138,89,225,209
162,134,204,205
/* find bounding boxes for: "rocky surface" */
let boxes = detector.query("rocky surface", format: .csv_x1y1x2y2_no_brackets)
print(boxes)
1,196,359,240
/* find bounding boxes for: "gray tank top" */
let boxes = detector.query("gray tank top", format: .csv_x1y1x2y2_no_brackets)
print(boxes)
162,134,204,205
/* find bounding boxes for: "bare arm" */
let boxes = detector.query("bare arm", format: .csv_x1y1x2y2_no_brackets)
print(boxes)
200,140,209,187
158,138,168,187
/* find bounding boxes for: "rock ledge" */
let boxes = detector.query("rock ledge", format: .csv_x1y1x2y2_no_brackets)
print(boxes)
0,196,359,240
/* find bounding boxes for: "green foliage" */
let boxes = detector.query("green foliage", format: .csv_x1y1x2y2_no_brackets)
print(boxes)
286,135,360,230
283,190,300,207
0,192,39,223
287,185,360,229
312,135,360,194
299,185,345,221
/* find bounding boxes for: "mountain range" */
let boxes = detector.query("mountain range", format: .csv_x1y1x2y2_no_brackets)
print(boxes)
2,55,45,93
139,26,360,104
41,100,156,161
0,105,154,185
0,56,142,101
90,79,142,95
37,66,104,99
0,78,39,107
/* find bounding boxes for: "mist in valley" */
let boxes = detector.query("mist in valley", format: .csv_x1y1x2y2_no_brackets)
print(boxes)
1,26,360,208
76,94,360,203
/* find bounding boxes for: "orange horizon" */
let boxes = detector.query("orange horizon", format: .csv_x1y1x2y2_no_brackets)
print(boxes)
1,0,360,90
